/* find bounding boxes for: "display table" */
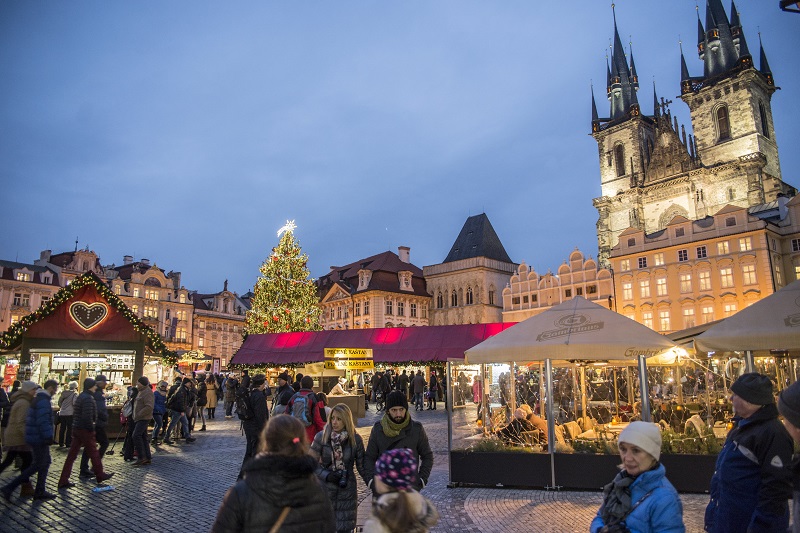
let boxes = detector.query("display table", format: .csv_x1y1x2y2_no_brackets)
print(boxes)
327,394,366,419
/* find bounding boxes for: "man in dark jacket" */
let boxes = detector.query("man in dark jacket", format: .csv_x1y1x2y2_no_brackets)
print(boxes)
1,380,59,501
164,378,195,444
705,372,793,533
132,376,154,466
224,375,238,418
363,390,433,493
397,370,410,400
239,374,270,479
272,372,294,415
58,378,113,489
79,374,109,478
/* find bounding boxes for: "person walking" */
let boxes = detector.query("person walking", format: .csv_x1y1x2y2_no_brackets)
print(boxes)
271,372,294,417
196,379,208,432
286,376,325,444
362,448,439,533
239,373,269,479
223,375,238,418
363,391,433,494
132,376,154,467
79,374,109,478
206,374,219,419
151,381,168,445
1,380,60,502
163,378,195,445
0,381,38,498
211,414,335,532
397,370,410,400
426,372,438,410
412,370,426,412
311,404,366,533
56,381,78,448
590,421,684,533
705,372,793,533
121,385,139,462
0,384,9,450
58,378,114,489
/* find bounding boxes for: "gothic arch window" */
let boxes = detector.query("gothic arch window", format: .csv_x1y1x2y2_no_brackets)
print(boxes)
758,101,770,139
451,290,458,307
437,292,444,309
466,287,474,305
614,144,626,177
658,204,689,230
715,104,731,142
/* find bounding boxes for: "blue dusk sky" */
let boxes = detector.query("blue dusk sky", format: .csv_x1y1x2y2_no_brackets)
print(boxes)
1,1,798,295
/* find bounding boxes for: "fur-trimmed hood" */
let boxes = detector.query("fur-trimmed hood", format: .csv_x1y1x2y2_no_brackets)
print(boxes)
242,453,318,506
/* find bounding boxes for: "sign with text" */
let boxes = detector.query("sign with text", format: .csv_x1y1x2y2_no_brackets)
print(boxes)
324,348,373,359
323,348,374,370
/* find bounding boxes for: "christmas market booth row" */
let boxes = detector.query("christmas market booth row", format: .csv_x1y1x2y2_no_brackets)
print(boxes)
0,272,177,433
229,323,517,418
450,288,800,493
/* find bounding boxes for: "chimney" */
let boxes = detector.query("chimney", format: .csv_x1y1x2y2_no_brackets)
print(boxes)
123,255,133,265
141,258,150,267
39,250,51,262
398,246,410,263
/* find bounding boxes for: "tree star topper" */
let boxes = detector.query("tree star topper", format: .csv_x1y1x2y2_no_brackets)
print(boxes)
277,220,297,237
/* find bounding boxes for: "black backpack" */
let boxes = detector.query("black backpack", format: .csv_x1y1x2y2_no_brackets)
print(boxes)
236,387,254,420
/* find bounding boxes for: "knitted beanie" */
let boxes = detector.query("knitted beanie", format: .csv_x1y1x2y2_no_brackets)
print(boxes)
375,448,418,491
386,390,408,411
83,378,96,391
731,373,774,405
779,381,800,429
618,421,662,461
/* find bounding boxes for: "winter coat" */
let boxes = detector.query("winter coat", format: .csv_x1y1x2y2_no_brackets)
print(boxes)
133,385,155,422
273,383,294,408
412,374,426,395
93,388,108,429
791,456,800,533
495,417,535,445
58,389,77,417
311,430,366,532
197,382,208,407
590,464,684,533
210,453,335,533
4,390,33,448
286,389,326,444
363,416,434,491
397,373,410,392
25,390,55,446
0,388,10,428
224,378,238,402
205,381,219,408
153,390,167,415
472,380,482,403
167,384,188,412
705,403,793,533
362,490,439,533
242,388,269,433
72,390,98,431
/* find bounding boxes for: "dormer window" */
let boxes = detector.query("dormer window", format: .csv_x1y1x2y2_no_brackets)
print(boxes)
358,270,372,290
15,271,32,282
398,271,413,291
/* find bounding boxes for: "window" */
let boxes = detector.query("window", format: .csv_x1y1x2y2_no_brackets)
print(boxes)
720,267,734,288
696,246,707,259
466,287,473,305
725,217,736,227
451,291,457,307
144,306,158,318
133,288,140,298
145,289,159,300
701,305,714,324
699,271,711,291
723,303,737,318
653,253,665,266
165,309,171,320
488,290,495,306
792,239,800,253
678,250,688,262
659,310,671,332
421,305,428,319
337,306,342,319
776,262,783,285
639,280,650,298
40,295,50,306
716,105,731,141
622,282,633,301
131,304,139,315
364,301,370,315
656,277,667,297
114,285,121,295
436,292,444,309
627,238,636,247
620,259,630,271
13,293,30,307
587,285,597,294
355,303,360,317
177,310,187,321
642,311,653,329
576,287,583,296
179,294,186,304
198,337,204,348
410,303,417,318
759,101,770,139
10,315,20,325
531,294,538,302
523,295,529,304
679,273,692,293
615,144,625,176
683,308,696,328
15,272,31,282
638,257,647,269
675,228,685,238
198,320,205,329
624,311,635,321
717,241,729,255
397,302,405,316
562,288,571,298
344,307,349,319
512,296,520,305
176,328,187,342
742,264,757,285
728,187,735,201
329,308,334,320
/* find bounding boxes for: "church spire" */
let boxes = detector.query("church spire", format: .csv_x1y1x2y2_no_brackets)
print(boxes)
591,85,600,132
700,0,740,79
607,5,639,121
759,33,774,86
653,82,660,118
680,42,693,94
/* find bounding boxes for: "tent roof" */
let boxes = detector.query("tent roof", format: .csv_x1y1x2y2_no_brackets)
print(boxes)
231,323,517,366
465,296,677,364
695,279,800,353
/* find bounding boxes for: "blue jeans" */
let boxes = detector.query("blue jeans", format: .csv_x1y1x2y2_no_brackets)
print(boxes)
151,413,164,441
165,409,190,440
414,392,424,411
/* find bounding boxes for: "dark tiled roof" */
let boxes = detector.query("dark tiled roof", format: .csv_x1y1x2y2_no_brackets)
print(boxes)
443,214,512,263
112,262,166,280
0,260,60,286
192,293,212,310
316,250,427,298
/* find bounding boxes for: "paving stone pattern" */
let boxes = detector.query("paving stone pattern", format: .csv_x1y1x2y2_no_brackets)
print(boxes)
0,405,708,532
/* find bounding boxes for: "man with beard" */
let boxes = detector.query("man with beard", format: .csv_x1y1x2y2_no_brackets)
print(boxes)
363,390,433,494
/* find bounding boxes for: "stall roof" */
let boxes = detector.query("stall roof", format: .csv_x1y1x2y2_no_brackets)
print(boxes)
230,323,517,366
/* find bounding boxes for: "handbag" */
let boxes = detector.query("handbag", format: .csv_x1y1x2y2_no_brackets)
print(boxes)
268,506,291,533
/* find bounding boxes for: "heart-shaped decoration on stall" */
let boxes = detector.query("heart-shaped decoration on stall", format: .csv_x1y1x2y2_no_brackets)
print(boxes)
69,301,109,331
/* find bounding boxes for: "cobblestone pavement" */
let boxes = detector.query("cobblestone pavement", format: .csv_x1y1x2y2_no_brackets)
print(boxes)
0,405,709,532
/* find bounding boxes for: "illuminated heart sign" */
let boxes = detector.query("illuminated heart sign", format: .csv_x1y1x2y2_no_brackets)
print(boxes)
69,302,108,331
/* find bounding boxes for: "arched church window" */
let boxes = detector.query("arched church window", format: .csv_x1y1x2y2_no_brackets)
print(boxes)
437,292,443,309
758,101,770,139
451,290,458,307
466,287,473,305
716,105,731,141
614,144,625,177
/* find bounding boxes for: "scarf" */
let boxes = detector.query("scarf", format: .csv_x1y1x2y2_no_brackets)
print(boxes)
599,469,635,526
330,430,347,471
381,412,411,438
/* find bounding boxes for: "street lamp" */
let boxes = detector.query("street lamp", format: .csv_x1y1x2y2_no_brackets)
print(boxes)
780,0,800,13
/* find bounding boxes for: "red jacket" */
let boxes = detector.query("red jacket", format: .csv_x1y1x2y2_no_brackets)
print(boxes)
285,389,325,443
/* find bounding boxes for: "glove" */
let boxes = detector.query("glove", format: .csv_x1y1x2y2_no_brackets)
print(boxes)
326,471,342,484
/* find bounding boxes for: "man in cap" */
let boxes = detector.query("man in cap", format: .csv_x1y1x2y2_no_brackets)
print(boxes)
705,372,793,532
58,378,114,489
271,372,294,417
363,390,433,494
778,380,800,533
79,374,110,478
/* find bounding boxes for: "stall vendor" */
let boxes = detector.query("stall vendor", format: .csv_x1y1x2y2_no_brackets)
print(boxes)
329,377,347,396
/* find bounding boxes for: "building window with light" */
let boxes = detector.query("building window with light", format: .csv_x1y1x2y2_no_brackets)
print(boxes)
144,306,158,318
696,246,707,259
355,303,361,317
145,289,159,300
659,310,670,332
742,264,757,285
622,282,633,301
683,308,695,328
179,294,186,303
421,305,427,319
642,311,653,329
131,305,139,315
656,277,667,297
397,302,404,317
41,296,50,306
653,253,664,266
679,273,692,293
329,308,335,320
336,306,342,319
717,241,730,255
133,288,140,298
639,280,650,299
177,328,187,342
114,285,121,295
699,271,711,291
723,303,737,318
364,301,370,315
701,306,714,324
385,301,393,316
620,259,630,271
678,250,688,262
720,267,734,288
15,272,31,282
198,337,204,348
410,303,417,318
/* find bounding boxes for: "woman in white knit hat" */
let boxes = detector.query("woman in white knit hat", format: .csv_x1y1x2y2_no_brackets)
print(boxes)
590,421,685,533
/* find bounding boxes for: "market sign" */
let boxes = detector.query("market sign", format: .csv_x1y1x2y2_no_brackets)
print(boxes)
323,347,374,370
69,301,109,331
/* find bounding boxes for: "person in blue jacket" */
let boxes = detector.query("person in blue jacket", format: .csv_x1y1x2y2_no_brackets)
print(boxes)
591,421,684,533
705,372,793,533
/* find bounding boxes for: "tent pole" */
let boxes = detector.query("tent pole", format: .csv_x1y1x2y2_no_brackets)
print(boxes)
675,364,683,404
744,350,755,374
510,362,517,413
446,361,453,486
638,355,652,423
545,358,557,490
613,368,620,417
580,365,587,421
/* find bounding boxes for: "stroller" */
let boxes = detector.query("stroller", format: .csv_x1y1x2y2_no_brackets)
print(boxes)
375,390,385,412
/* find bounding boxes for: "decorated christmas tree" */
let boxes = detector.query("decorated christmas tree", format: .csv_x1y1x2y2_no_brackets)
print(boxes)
244,220,321,336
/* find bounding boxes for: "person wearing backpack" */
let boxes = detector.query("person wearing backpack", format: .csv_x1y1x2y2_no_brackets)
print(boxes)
163,378,195,445
271,372,294,418
286,376,325,444
238,374,270,480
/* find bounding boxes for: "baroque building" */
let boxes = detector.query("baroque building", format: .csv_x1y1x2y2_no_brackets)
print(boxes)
191,280,249,369
502,249,613,322
591,1,796,267
423,214,516,325
0,260,61,329
316,247,429,329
